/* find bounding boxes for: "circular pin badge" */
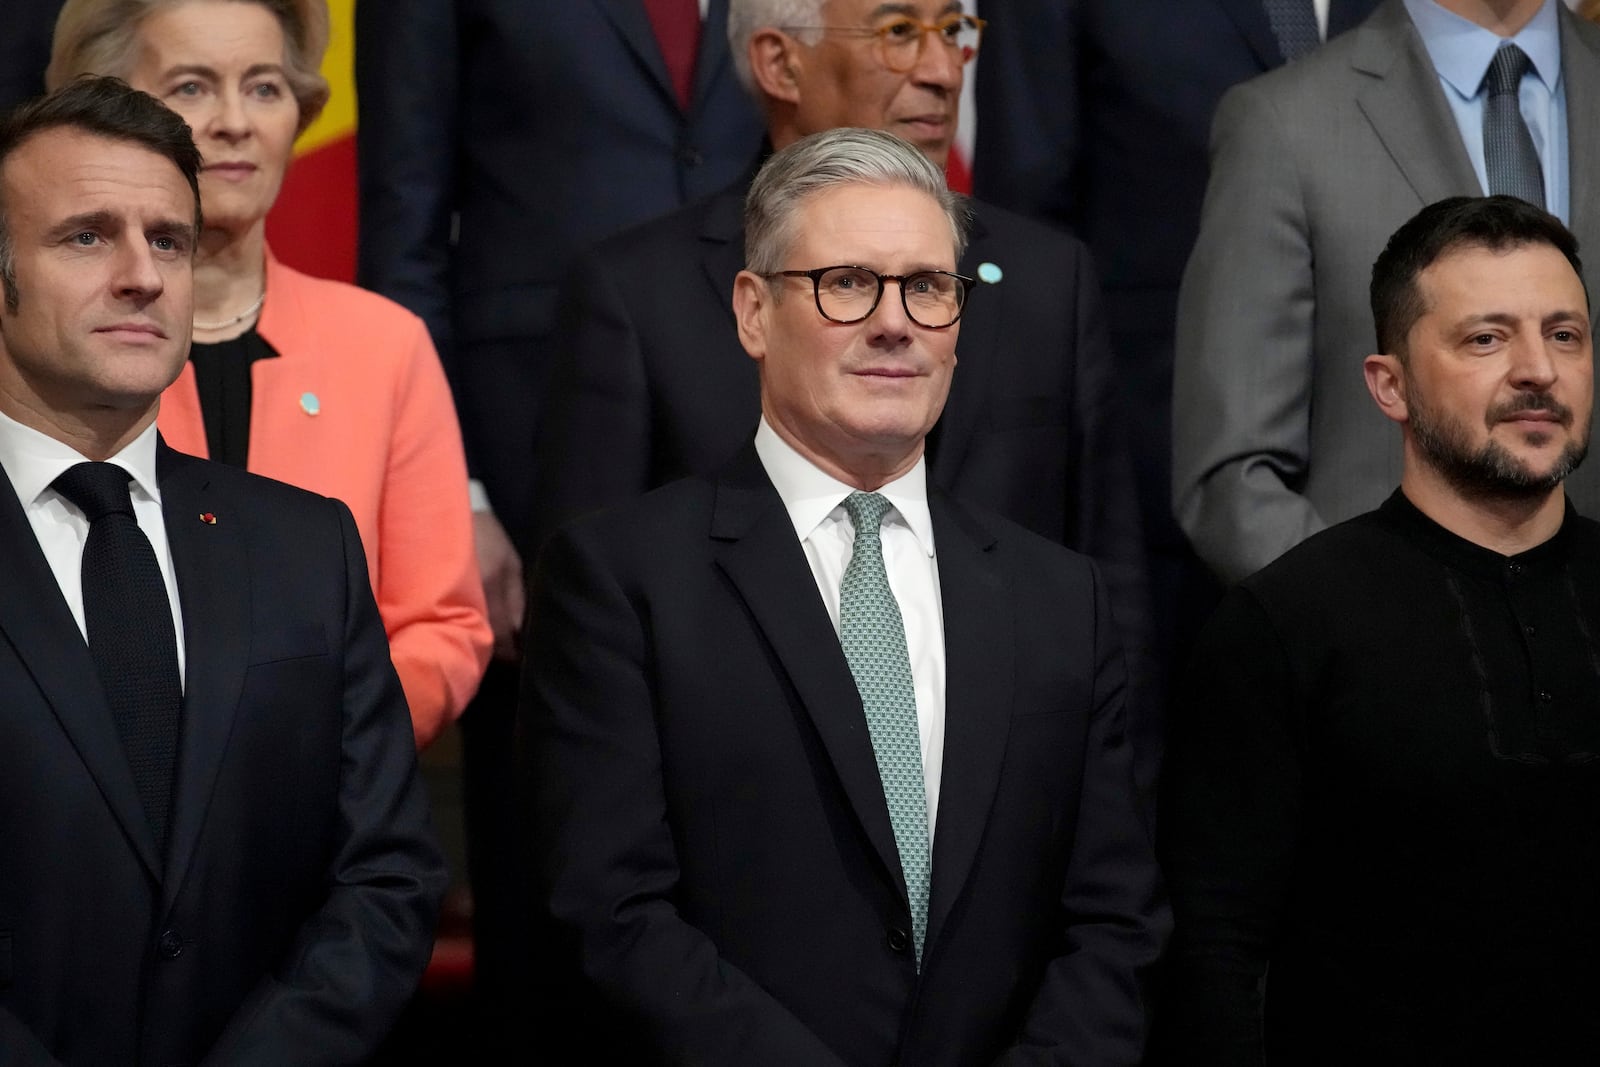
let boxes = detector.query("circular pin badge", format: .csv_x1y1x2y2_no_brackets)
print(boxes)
977,262,1003,285
300,392,321,416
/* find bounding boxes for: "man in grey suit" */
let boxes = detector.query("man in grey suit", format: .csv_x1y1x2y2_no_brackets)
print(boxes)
1172,0,1600,583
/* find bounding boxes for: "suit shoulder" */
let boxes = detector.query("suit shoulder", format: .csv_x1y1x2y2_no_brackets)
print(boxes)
591,184,743,266
967,197,1094,265
1218,14,1372,114
161,446,349,524
941,490,1099,579
540,473,719,561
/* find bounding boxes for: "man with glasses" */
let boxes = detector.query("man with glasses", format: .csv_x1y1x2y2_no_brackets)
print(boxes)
532,0,1156,802
523,128,1168,1067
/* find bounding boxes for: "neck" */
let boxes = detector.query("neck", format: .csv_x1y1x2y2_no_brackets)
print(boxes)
1399,461,1566,555
762,407,923,491
1430,0,1548,35
193,221,267,339
0,380,157,462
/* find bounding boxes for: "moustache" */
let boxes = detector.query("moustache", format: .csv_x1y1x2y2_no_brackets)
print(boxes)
1488,392,1572,426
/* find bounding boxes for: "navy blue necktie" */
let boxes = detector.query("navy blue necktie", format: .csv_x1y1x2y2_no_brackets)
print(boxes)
54,462,182,852
1265,0,1321,62
1482,43,1546,208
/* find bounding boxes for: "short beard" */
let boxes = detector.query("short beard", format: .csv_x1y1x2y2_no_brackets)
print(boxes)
1409,388,1589,501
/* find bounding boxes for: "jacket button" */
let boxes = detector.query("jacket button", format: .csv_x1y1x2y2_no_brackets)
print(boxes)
158,929,184,959
886,926,910,953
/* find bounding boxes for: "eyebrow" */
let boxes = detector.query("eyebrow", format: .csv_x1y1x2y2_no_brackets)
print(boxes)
159,62,287,81
867,1,965,19
49,210,197,247
1454,310,1589,330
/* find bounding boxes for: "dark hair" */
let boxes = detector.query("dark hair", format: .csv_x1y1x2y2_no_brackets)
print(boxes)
1370,195,1586,358
0,77,202,312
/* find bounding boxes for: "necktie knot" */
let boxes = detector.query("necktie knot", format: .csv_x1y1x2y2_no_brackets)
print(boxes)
1486,43,1532,97
54,461,136,523
844,491,894,539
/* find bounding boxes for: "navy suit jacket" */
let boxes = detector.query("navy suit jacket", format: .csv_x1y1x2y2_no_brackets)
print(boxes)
0,443,446,1066
354,0,764,537
0,0,60,114
531,177,1150,705
974,0,1381,556
524,445,1169,1065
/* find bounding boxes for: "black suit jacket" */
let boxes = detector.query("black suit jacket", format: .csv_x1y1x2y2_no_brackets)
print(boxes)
973,0,1381,561
532,179,1151,738
354,0,764,537
0,443,446,1066
523,446,1169,1065
0,0,60,115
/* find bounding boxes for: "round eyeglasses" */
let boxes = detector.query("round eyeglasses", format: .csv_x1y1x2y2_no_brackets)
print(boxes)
782,13,986,73
762,265,975,329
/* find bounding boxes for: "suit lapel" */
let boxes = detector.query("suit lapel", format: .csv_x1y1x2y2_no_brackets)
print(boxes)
1560,7,1600,263
932,207,1002,490
156,444,251,909
693,0,735,113
1352,1,1480,206
708,449,909,899
1213,0,1285,70
593,0,680,111
697,187,747,325
0,461,163,879
923,494,1011,952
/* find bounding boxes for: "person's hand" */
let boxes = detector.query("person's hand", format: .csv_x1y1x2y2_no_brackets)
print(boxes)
474,510,525,661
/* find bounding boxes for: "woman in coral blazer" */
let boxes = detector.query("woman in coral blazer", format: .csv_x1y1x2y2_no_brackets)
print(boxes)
51,0,490,747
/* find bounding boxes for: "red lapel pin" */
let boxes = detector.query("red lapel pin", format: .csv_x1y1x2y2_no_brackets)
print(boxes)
200,512,217,525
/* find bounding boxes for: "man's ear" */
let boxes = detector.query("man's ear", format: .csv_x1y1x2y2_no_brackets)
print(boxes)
1363,352,1409,425
748,27,804,105
732,270,771,365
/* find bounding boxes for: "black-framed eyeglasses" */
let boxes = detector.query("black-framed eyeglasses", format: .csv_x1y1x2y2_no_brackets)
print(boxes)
762,265,974,329
781,13,986,73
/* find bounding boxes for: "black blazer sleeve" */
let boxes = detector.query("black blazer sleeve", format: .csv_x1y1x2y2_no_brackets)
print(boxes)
996,563,1166,1064
200,501,448,1065
354,0,461,362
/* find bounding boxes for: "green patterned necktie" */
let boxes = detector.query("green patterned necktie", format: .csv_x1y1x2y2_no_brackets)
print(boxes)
840,491,930,967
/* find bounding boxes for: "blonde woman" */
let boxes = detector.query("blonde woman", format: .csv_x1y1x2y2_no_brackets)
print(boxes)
49,0,491,747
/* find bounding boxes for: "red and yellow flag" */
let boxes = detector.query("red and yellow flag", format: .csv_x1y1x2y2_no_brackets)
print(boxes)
264,0,356,282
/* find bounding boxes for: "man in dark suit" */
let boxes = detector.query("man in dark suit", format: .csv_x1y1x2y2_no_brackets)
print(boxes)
534,0,1153,795
354,11,763,1029
0,0,62,115
0,79,444,1065
973,0,1381,672
524,126,1167,1066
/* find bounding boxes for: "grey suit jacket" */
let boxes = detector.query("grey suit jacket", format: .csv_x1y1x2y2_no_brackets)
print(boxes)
1172,0,1600,582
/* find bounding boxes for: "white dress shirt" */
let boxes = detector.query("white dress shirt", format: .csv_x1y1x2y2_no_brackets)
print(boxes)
754,418,946,840
0,410,187,683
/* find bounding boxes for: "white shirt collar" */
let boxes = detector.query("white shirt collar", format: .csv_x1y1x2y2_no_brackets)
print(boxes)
0,408,163,510
753,417,936,558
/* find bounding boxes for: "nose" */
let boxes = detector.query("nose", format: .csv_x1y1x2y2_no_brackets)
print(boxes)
208,88,250,142
1509,334,1560,391
867,278,915,347
113,241,165,303
910,27,964,91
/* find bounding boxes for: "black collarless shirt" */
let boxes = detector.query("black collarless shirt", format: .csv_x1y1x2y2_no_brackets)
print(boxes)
1167,491,1600,1064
